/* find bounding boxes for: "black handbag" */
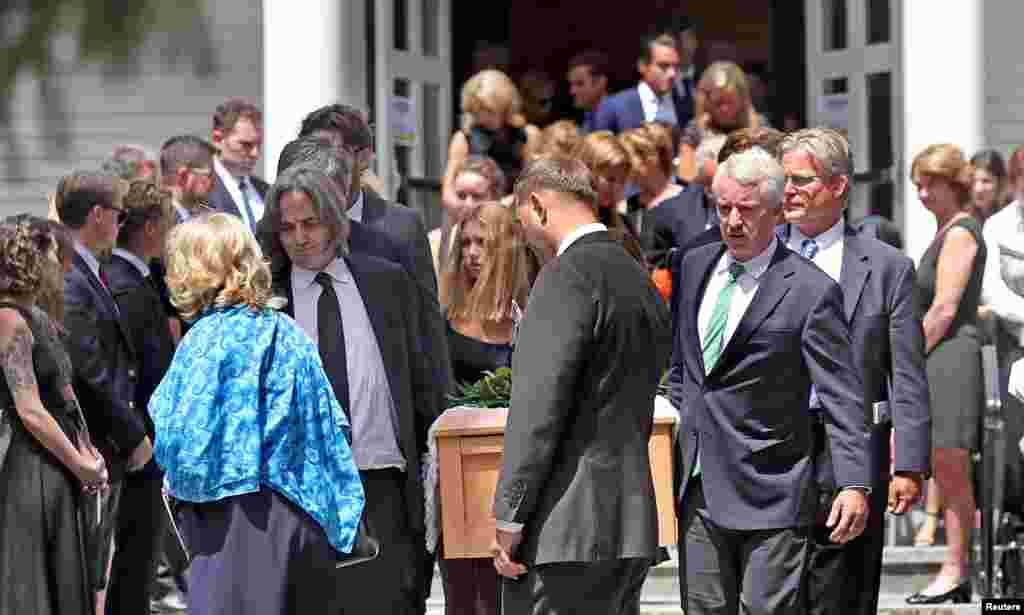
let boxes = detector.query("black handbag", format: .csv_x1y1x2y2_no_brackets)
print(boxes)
335,517,380,568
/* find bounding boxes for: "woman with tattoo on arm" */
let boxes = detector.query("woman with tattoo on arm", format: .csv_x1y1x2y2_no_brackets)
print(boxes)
0,218,108,615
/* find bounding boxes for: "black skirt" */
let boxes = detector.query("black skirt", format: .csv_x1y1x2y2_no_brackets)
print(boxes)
0,421,91,615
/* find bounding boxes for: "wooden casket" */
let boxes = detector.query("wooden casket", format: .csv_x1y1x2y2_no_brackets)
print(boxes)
434,402,678,558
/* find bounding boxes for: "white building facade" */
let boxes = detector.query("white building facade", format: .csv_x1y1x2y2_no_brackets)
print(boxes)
2,0,1021,263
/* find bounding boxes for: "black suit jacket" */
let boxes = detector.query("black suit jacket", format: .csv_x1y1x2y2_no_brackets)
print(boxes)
275,253,442,535
64,253,142,474
778,225,931,482
493,231,672,565
207,170,269,223
104,254,176,442
360,189,437,298
669,241,871,530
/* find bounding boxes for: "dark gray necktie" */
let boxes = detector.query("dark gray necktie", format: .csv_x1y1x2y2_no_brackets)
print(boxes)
315,272,349,418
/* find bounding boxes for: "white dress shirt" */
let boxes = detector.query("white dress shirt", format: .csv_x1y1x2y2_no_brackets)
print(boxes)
348,191,365,223
698,238,778,351
981,201,1024,345
291,257,406,471
637,82,671,124
213,157,265,229
787,219,846,283
557,223,608,257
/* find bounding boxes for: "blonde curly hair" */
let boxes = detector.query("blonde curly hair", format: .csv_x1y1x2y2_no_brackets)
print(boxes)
460,69,527,132
164,213,285,321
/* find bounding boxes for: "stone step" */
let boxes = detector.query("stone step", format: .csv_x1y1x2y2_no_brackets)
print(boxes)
423,544,984,614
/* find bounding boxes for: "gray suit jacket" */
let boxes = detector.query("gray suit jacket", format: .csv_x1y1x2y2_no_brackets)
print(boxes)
779,224,932,483
493,231,672,565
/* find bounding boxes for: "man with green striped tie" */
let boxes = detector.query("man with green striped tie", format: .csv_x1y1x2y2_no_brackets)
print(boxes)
667,146,871,615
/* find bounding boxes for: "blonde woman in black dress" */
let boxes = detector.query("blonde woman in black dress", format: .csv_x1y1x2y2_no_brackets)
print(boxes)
907,144,986,605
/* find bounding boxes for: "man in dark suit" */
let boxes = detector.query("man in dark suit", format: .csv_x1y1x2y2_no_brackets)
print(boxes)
566,50,610,134
661,15,701,133
102,181,179,615
208,98,269,233
298,103,437,298
591,33,681,135
491,157,672,614
55,172,152,605
260,164,443,615
668,147,872,615
779,128,931,615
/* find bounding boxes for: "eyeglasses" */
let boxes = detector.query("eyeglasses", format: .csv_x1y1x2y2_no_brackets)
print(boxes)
99,204,128,225
784,174,822,189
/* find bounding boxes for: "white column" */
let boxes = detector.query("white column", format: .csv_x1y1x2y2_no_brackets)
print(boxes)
901,0,984,262
262,0,367,183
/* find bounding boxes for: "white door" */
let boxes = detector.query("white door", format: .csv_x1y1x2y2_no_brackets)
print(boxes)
804,0,902,230
373,0,452,230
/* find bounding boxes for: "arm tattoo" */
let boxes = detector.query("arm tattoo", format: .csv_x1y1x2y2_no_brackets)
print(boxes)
0,323,37,395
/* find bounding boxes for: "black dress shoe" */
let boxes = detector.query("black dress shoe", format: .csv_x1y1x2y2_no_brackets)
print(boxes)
906,581,971,604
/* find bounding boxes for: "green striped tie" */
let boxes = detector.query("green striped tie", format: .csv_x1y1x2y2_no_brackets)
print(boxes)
693,261,745,479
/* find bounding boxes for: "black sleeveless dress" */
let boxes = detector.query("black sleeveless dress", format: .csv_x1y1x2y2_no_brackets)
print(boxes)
914,215,987,450
0,304,91,615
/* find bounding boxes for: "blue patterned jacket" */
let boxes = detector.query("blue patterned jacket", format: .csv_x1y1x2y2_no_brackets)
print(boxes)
150,305,364,554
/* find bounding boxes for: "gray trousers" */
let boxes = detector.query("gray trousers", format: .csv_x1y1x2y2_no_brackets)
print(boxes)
678,479,809,615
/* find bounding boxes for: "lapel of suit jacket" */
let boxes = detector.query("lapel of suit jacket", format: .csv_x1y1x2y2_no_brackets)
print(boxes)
683,243,726,384
360,190,384,226
840,231,871,321
629,88,646,126
74,253,136,357
708,242,793,380
278,266,296,318
211,172,242,218
346,256,399,401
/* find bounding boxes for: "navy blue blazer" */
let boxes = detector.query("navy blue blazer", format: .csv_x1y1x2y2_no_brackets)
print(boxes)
591,87,646,134
275,252,443,534
777,224,932,482
104,255,176,441
669,241,871,530
207,171,269,224
64,253,143,469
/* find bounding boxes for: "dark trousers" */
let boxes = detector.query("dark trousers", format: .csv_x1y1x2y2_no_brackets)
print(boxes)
440,557,500,615
106,464,165,615
501,558,651,615
337,469,425,615
805,423,890,615
679,479,809,615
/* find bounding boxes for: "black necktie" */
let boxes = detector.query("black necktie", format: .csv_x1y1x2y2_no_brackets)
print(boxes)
315,272,350,418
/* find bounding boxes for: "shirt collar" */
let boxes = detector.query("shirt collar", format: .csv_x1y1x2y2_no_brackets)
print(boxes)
348,191,365,223
74,241,102,282
214,156,249,186
292,256,353,289
637,81,664,105
679,65,696,81
791,218,845,251
557,223,607,257
723,236,777,281
112,248,151,278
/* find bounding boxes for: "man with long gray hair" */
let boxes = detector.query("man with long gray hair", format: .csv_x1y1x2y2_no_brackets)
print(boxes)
261,164,443,614
668,147,871,615
779,127,930,615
